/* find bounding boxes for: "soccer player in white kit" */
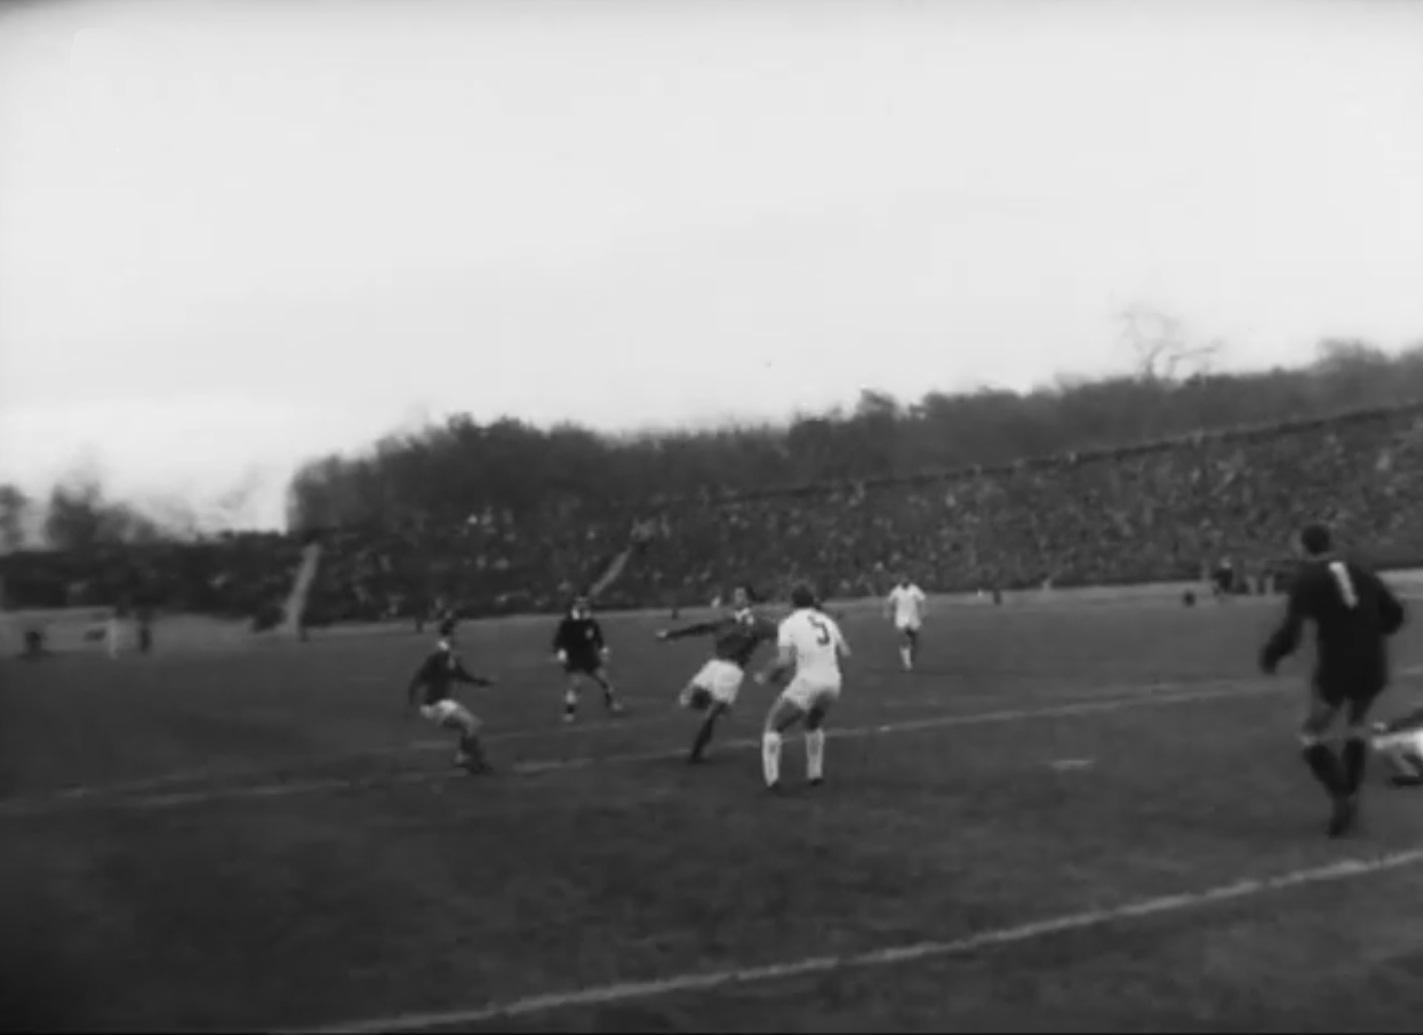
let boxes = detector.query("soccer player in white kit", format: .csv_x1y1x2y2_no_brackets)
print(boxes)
1374,705,1423,786
885,575,926,671
755,585,851,791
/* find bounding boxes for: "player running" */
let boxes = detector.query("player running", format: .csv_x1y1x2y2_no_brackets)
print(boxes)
553,595,624,722
755,584,851,791
1260,523,1407,836
406,619,496,774
1373,705,1423,787
656,585,778,764
885,574,927,671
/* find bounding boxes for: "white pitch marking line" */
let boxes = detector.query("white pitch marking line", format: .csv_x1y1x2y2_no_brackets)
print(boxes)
0,681,1284,817
15,667,1420,813
279,846,1423,1034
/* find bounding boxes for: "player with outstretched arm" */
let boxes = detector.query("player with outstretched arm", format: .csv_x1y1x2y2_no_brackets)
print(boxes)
656,585,778,764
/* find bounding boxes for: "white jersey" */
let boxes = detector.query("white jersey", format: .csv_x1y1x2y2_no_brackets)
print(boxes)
777,608,847,684
887,584,926,627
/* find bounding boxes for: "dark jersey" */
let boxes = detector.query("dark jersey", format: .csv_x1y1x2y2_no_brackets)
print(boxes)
666,609,777,668
408,645,490,706
554,614,606,669
1261,556,1406,700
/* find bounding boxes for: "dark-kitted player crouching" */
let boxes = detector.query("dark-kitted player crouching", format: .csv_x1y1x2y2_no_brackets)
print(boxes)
407,619,496,774
553,596,624,723
1259,523,1407,837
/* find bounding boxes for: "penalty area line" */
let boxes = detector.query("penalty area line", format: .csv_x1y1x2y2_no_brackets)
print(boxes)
279,845,1423,1034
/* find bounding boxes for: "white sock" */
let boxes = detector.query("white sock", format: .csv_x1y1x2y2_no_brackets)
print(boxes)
762,731,782,786
900,645,911,669
806,729,825,781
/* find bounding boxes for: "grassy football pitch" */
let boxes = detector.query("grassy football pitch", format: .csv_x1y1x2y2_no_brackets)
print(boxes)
3,595,1423,1032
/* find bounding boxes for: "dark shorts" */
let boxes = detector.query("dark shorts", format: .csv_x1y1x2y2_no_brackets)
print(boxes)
565,658,604,676
1314,677,1385,720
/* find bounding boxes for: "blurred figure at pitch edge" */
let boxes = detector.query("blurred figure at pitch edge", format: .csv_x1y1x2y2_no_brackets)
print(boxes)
106,607,124,659
137,607,154,654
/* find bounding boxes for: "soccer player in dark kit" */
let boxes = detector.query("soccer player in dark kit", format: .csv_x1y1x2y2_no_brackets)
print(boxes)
406,619,497,774
656,585,779,764
1259,523,1407,837
553,595,624,722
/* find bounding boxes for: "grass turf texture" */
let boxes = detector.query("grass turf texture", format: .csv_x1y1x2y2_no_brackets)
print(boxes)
3,594,1423,1032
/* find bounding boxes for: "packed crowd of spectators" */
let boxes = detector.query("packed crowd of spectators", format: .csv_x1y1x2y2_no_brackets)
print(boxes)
5,402,1423,623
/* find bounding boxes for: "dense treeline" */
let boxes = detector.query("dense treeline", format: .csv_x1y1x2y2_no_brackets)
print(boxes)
287,339,1423,530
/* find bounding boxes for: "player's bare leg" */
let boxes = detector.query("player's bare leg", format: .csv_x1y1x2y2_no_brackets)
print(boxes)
803,700,831,786
590,667,624,715
899,629,919,672
1340,695,1378,800
563,673,587,723
686,690,729,764
1299,695,1352,836
761,697,807,790
442,708,492,774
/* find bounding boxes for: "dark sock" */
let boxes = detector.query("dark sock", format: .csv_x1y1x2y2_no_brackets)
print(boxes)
1303,743,1344,796
691,711,719,760
1342,737,1368,794
601,682,617,708
461,733,487,768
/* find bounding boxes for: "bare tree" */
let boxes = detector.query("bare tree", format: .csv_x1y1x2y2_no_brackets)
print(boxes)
0,483,30,553
1118,305,1222,383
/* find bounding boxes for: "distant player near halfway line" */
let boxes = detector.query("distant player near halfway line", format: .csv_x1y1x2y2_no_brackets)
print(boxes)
656,585,778,764
406,619,497,774
1373,704,1423,787
885,574,927,671
755,584,851,791
1259,523,1407,837
553,595,624,723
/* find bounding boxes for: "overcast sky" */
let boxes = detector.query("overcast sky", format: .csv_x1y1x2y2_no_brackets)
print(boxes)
2,0,1421,529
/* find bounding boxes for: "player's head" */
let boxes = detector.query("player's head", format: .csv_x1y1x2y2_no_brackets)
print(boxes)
897,573,910,587
437,617,457,648
790,584,817,610
571,594,591,617
1297,523,1333,558
731,585,752,610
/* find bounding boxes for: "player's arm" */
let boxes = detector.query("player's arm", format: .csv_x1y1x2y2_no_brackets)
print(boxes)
657,620,718,642
1374,574,1407,637
406,656,433,709
453,660,494,688
757,623,797,684
836,625,853,660
884,590,896,620
758,643,797,685
1260,578,1312,674
592,619,610,659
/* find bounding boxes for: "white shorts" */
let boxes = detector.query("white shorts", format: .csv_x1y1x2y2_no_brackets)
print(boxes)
895,619,921,634
690,659,746,705
420,700,474,726
1375,728,1423,771
780,674,842,714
